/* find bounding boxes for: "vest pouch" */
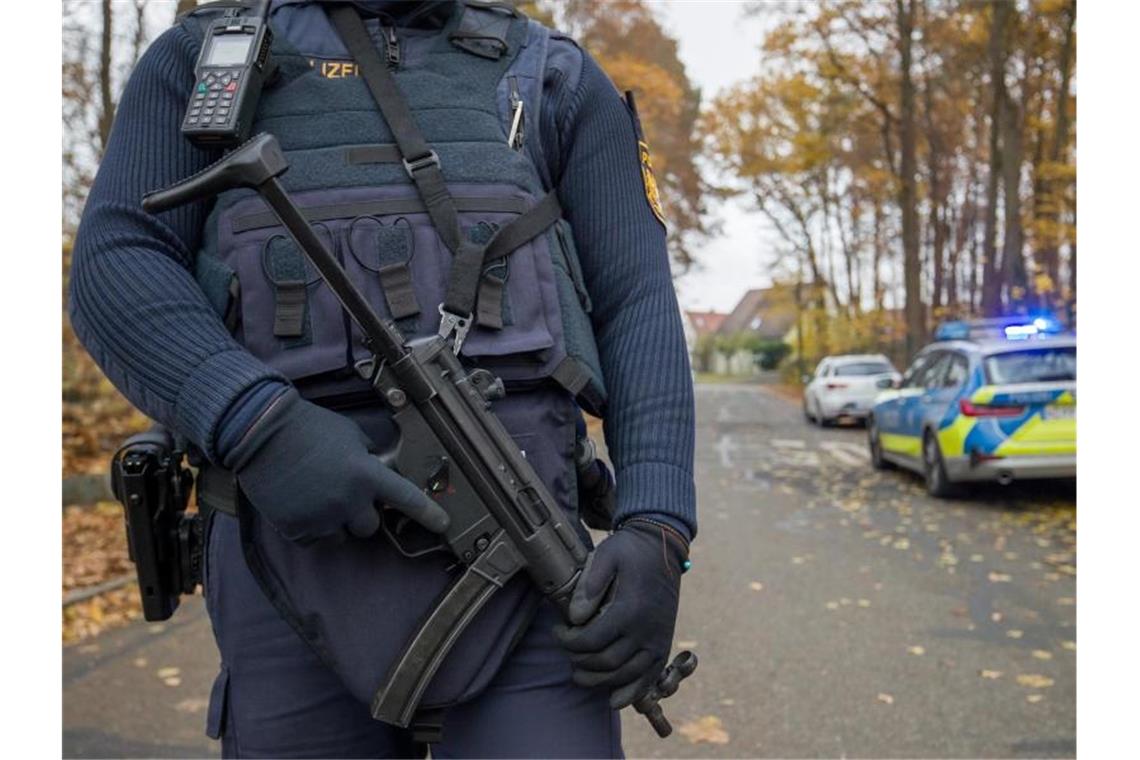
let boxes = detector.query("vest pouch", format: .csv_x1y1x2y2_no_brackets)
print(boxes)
233,387,579,711
346,215,422,334
215,190,356,384
321,184,563,384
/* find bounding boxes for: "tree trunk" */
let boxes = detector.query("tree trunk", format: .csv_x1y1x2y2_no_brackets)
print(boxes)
1047,0,1076,307
896,0,923,355
872,200,885,313
1000,80,1027,312
97,0,114,157
923,68,945,313
980,0,1009,316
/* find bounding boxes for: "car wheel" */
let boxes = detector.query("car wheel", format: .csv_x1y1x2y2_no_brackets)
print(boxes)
923,431,955,498
868,417,892,470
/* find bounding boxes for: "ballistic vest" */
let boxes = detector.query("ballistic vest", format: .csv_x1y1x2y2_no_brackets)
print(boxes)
184,0,605,714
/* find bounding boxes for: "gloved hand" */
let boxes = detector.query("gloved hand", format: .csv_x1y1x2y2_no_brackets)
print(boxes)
226,389,450,544
554,518,689,708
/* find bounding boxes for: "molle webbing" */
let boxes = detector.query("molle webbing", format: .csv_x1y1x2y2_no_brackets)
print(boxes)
329,4,561,327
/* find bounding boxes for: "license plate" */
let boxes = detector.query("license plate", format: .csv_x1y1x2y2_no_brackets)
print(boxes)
1042,405,1076,420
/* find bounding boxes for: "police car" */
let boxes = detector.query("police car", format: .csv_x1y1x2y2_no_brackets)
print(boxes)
866,317,1076,496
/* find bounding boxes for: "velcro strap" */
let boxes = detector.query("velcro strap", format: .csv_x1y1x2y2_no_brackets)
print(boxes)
551,356,590,395
475,272,505,329
378,263,420,319
273,281,307,337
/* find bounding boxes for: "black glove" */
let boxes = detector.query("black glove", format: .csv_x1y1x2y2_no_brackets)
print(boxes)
554,518,689,708
226,389,450,544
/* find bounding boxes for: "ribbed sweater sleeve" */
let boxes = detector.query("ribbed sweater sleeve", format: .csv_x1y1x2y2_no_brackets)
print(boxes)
68,25,289,462
544,48,697,538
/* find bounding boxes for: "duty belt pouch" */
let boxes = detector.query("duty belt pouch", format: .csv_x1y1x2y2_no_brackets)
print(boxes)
230,390,578,711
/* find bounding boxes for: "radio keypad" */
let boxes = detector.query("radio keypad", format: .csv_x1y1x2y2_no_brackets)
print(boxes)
185,68,242,130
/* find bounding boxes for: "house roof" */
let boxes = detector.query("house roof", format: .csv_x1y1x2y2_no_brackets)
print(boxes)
717,287,798,340
685,311,727,337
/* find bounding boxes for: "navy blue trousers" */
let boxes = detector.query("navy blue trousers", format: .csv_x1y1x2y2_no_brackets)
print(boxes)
203,512,622,758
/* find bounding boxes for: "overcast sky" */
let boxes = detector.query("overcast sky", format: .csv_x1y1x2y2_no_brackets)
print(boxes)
655,0,780,314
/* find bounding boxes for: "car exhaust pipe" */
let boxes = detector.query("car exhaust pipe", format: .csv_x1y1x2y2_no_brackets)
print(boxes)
997,471,1014,486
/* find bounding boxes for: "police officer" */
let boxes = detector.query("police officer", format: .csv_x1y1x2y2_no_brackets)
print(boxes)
70,0,696,756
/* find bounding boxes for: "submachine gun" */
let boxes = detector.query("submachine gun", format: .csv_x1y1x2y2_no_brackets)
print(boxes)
141,133,696,737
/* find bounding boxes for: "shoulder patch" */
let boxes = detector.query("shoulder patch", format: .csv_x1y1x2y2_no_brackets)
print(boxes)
623,90,666,228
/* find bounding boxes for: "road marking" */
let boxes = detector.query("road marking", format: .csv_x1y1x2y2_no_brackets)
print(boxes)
770,438,806,448
821,441,870,468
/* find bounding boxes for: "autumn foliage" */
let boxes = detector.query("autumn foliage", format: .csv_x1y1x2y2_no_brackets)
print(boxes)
705,0,1076,362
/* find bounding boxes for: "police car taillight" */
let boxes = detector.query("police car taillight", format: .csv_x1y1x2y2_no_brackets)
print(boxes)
959,399,1025,417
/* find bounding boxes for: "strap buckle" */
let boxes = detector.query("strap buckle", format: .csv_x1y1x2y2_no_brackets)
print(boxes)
437,305,473,355
403,150,441,179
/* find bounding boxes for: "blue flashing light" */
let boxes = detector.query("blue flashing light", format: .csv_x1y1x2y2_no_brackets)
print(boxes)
1004,324,1039,340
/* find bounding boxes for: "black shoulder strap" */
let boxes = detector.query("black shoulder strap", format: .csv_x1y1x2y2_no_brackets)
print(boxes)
328,3,563,350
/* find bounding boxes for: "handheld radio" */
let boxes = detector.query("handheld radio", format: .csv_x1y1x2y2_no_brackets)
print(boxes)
182,0,273,147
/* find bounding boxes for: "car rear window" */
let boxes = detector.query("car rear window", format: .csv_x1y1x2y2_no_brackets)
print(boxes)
984,346,1076,384
835,362,894,377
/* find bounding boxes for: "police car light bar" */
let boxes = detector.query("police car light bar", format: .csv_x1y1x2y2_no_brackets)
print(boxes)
935,316,1064,342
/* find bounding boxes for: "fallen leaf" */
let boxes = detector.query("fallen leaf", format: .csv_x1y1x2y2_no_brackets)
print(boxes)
792,556,806,565
1026,694,1045,704
893,538,910,550
676,640,698,649
1061,640,1076,651
157,667,181,679
877,693,894,705
718,698,735,706
980,669,1003,679
133,658,147,668
907,645,925,656
678,715,730,745
1056,597,1075,606
840,597,852,606
1016,674,1055,689
749,582,763,592
970,554,985,563
988,572,1012,583
857,599,871,608
1032,650,1053,661
991,612,1003,623
175,698,209,714
825,601,839,610
1006,630,1024,639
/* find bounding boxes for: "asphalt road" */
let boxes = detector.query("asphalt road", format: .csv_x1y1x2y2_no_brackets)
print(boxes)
63,382,1076,758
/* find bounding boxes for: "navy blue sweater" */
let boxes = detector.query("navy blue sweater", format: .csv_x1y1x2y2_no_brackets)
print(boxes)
69,3,697,538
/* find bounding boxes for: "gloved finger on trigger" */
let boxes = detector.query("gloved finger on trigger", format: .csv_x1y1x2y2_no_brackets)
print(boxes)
371,463,450,533
567,635,639,673
568,553,618,625
608,661,662,710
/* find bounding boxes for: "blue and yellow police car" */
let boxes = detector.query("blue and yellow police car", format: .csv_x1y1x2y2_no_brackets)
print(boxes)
867,317,1076,496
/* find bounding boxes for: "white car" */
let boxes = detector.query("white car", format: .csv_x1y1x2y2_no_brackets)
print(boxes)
803,354,901,426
